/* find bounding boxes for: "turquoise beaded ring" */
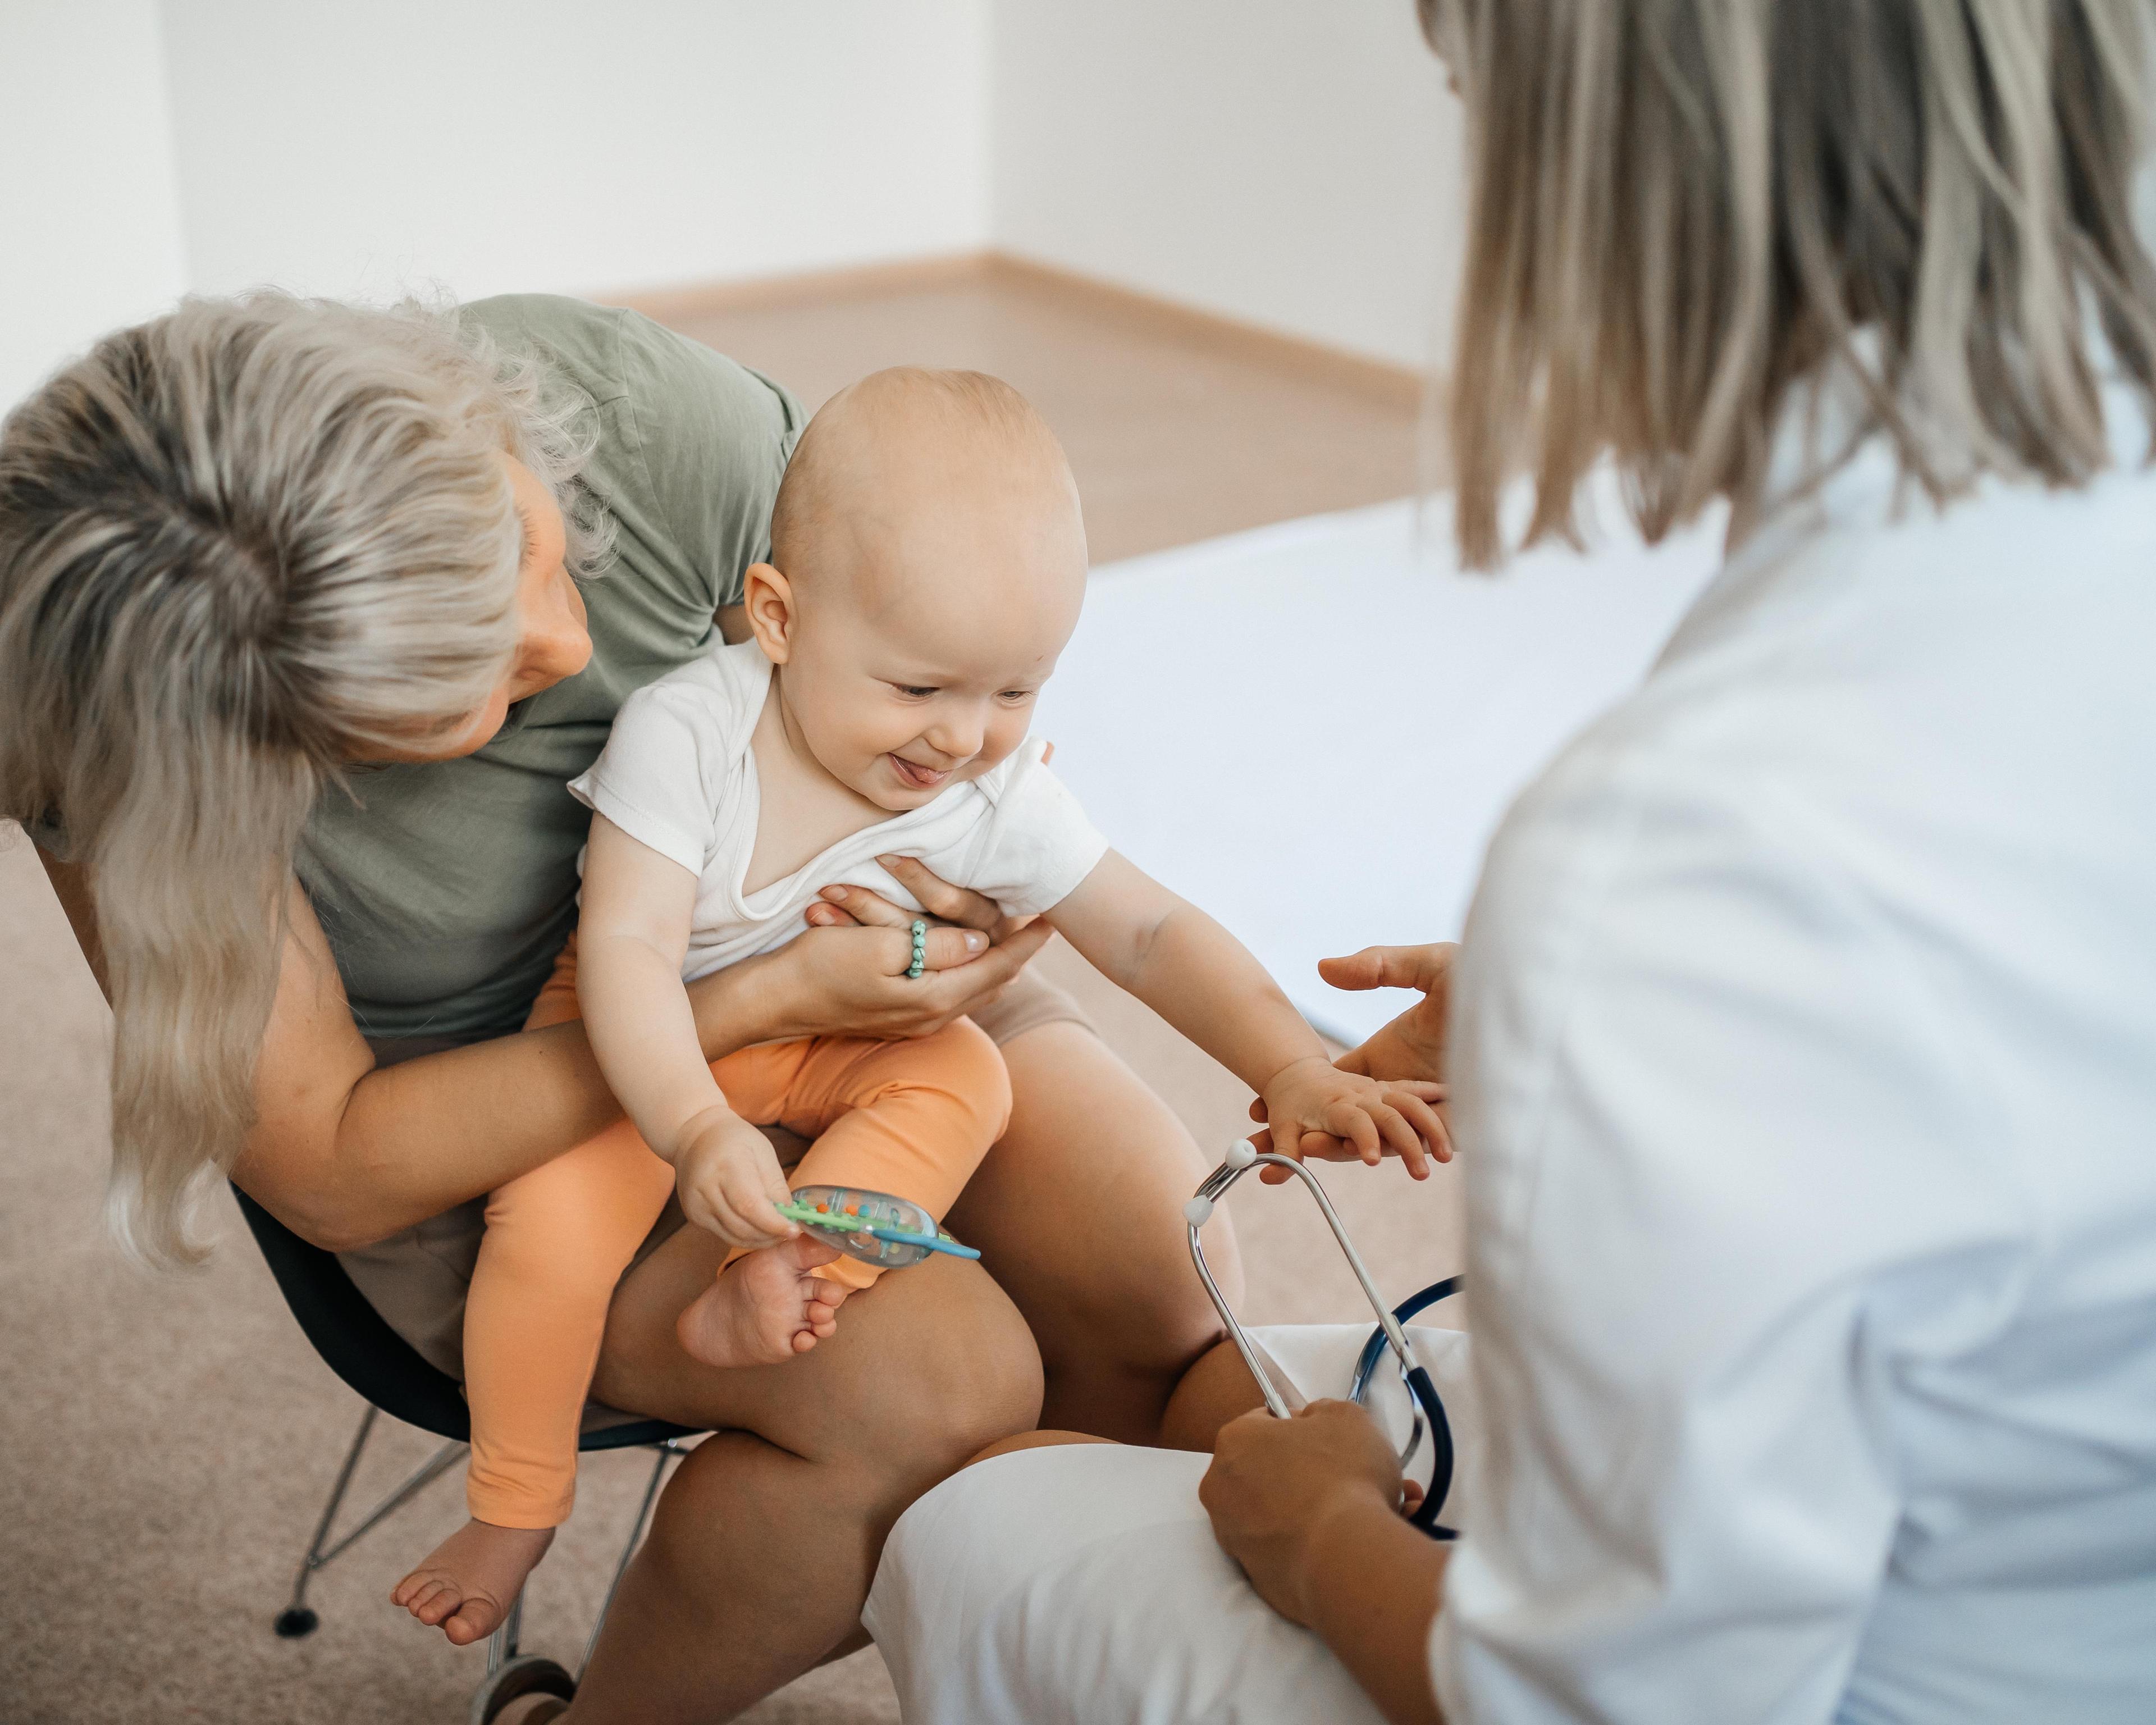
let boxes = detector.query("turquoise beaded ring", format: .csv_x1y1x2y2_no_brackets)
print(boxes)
905,918,929,979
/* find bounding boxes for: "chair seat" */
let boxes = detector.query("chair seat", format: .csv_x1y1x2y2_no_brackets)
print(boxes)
234,1185,693,1449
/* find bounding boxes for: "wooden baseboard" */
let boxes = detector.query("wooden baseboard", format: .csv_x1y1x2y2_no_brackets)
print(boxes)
595,249,1432,413
595,251,1001,323
980,253,1429,412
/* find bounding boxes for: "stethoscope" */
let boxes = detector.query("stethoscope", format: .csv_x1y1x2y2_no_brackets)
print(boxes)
1185,1139,1464,1540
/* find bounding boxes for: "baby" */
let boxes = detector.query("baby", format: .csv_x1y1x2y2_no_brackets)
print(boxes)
392,368,1445,1644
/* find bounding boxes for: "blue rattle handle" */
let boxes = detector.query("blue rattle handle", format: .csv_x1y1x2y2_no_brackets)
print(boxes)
852,1226,980,1261
775,1197,982,1261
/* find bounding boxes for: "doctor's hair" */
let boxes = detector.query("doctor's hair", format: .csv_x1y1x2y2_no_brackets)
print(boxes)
1420,0,2156,568
0,293,604,1269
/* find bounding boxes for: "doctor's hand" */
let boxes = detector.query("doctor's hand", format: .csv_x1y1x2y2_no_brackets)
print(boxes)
1200,1399,1417,1631
1203,1401,1451,1725
1325,942,1457,1088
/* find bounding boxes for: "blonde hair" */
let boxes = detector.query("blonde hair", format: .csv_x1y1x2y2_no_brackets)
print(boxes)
0,294,604,1267
1424,0,2156,567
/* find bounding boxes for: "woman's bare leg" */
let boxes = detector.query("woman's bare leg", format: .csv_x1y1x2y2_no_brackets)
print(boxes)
965,1339,1267,1472
947,1021,1241,1443
1159,1337,1268,1452
563,1224,1042,1724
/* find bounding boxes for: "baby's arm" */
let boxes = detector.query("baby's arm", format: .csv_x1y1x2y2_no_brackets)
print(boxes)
577,815,798,1248
1046,851,1446,1175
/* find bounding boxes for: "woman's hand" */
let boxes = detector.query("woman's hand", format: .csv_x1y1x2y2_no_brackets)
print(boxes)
1200,1399,1414,1629
693,857,1050,1046
806,854,1039,947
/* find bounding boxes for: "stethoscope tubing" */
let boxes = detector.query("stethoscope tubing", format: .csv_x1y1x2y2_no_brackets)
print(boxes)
1186,1144,1463,1540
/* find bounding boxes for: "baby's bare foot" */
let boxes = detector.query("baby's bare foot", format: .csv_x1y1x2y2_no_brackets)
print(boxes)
391,1518,554,1646
677,1235,852,1368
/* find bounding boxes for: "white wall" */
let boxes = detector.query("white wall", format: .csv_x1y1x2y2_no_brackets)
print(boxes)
0,1,190,409
158,0,992,304
1,2,1457,412
989,0,1464,371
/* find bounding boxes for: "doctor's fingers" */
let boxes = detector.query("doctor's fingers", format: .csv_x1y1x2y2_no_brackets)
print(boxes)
1267,1114,1312,1163
1316,942,1458,996
1251,1129,1360,1180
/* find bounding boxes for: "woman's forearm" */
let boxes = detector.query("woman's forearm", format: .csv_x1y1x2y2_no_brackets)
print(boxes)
1304,1494,1449,1725
238,951,791,1251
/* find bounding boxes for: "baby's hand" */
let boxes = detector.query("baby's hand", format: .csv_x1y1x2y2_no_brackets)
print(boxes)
670,1108,800,1250
1256,1057,1449,1179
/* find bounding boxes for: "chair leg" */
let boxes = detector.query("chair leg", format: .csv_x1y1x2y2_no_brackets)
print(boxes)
579,1441,681,1678
487,1591,524,1674
273,1401,468,1639
275,1404,378,1636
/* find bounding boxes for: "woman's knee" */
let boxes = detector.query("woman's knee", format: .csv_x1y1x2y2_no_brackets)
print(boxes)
595,1248,1042,1477
864,1261,1043,1473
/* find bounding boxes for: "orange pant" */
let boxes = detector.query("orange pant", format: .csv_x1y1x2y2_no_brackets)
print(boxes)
462,935,1011,1528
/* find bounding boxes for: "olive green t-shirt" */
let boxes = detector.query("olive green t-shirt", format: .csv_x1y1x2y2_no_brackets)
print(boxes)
299,295,805,1043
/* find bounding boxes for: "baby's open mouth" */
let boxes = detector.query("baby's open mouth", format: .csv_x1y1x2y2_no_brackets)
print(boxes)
888,755,951,791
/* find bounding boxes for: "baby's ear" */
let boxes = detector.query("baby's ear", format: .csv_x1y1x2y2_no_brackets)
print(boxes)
741,562,796,663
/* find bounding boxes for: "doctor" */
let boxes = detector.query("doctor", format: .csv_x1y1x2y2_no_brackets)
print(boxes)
865,1,2156,1720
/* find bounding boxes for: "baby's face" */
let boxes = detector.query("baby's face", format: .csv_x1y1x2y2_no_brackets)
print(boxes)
770,482,1088,813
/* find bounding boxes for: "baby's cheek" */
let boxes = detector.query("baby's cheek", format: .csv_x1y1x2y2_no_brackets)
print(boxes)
966,731,1029,779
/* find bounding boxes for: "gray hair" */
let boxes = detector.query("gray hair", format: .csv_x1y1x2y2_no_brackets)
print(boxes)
0,294,604,1267
1422,0,2156,566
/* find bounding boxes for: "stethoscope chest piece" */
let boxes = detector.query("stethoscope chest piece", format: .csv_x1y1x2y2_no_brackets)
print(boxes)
1186,1140,1463,1540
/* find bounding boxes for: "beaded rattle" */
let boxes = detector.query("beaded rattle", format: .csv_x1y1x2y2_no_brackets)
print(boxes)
776,1183,980,1266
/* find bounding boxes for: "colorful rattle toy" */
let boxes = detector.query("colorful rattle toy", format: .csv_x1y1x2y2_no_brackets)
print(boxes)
776,1183,981,1267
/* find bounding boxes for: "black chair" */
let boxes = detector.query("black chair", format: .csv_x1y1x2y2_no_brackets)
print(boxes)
236,1186,696,1722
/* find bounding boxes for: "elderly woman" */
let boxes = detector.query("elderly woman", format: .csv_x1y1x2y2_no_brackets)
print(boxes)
0,290,1235,1714
864,2,2156,1721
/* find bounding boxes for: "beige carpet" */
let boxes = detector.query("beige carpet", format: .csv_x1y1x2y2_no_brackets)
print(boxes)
0,269,1461,1723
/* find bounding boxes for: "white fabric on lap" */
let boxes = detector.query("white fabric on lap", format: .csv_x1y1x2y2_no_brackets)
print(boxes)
865,1324,1477,1725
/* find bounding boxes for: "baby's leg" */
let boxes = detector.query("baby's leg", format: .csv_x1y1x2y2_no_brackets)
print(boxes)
395,935,675,1644
675,1020,1012,1368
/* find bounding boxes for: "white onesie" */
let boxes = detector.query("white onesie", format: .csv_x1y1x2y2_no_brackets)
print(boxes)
568,640,1109,983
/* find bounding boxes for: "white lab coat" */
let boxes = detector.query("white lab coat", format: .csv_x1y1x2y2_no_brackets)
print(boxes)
864,386,2156,1723
1436,391,2156,1723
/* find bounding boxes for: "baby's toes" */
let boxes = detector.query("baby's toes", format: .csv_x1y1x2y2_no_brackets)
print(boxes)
444,1596,503,1646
